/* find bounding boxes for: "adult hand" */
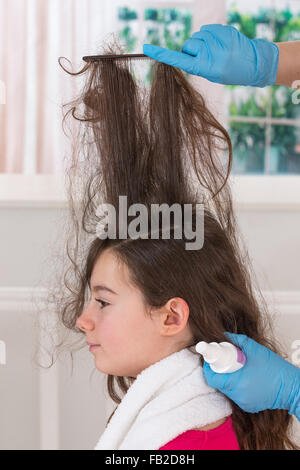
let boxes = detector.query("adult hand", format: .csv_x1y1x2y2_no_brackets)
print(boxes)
203,332,300,420
143,24,279,87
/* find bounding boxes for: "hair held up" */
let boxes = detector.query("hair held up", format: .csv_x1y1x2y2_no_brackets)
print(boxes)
44,34,300,450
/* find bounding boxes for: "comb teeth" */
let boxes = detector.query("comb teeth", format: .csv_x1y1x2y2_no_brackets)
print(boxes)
82,53,151,62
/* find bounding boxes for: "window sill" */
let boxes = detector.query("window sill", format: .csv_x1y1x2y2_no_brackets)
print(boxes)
0,174,67,209
0,174,300,210
230,174,300,211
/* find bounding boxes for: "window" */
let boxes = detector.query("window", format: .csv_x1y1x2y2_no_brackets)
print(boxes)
1,0,299,208
117,3,193,85
226,0,300,174
118,4,193,53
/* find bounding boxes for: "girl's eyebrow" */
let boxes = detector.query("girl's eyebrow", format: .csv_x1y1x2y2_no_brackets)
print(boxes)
90,284,118,295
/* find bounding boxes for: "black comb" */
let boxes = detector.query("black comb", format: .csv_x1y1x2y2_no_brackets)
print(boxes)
82,53,152,62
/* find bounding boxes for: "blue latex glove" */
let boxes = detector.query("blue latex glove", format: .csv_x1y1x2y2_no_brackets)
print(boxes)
203,332,300,421
143,23,279,87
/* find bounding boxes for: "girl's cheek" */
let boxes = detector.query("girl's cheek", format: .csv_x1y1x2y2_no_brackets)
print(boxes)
96,318,122,350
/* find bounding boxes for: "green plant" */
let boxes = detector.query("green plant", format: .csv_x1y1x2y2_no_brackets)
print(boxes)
118,7,138,52
227,3,300,173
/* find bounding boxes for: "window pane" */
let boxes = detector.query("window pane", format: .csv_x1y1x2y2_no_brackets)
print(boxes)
271,85,300,119
273,0,300,42
228,122,266,173
227,1,274,40
143,8,192,51
118,6,139,52
226,1,272,173
270,125,300,173
272,1,300,120
117,6,192,85
117,6,192,53
226,1,274,118
227,1,300,173
225,86,269,118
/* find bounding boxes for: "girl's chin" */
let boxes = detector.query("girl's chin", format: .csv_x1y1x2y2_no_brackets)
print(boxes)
94,361,137,378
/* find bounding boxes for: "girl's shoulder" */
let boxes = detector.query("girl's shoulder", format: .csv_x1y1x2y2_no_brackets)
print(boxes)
158,416,240,450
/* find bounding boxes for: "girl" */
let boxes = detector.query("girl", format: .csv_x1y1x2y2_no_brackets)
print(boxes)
50,36,298,450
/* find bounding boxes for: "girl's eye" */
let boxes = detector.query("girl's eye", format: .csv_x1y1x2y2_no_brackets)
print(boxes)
95,299,110,309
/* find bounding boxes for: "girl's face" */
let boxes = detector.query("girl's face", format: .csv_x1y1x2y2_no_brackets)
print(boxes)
76,248,190,377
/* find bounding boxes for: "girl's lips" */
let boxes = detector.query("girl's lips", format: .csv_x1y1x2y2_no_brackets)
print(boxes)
89,345,100,351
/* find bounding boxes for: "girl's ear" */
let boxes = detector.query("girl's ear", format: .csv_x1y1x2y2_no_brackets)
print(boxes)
162,297,190,332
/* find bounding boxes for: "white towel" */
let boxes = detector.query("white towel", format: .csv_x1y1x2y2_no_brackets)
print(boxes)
94,347,232,450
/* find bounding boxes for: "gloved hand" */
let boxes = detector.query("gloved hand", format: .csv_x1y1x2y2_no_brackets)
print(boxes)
203,332,300,420
143,23,279,87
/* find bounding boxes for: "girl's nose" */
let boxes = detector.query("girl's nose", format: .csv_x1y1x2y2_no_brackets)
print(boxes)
76,307,94,332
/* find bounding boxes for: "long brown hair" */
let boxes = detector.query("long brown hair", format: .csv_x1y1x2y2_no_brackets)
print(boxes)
44,35,298,449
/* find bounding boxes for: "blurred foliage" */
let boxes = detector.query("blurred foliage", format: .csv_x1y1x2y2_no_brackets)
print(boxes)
118,6,137,21
229,122,265,173
117,3,300,173
227,3,300,41
117,6,191,84
144,8,192,51
227,2,300,173
228,87,268,117
117,6,191,53
118,7,138,52
270,124,297,172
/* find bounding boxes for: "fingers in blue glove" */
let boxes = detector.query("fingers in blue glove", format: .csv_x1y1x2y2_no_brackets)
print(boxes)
144,23,279,86
224,331,249,351
143,44,199,75
203,357,241,392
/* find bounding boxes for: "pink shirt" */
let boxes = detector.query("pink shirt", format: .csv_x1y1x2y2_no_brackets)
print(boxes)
158,416,240,450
